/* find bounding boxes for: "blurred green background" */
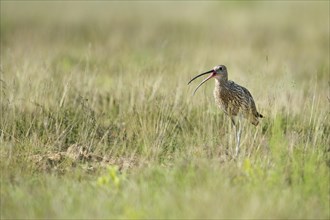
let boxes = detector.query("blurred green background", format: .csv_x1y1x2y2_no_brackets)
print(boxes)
1,1,329,219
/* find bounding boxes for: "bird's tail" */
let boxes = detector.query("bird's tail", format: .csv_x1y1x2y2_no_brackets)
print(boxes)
251,112,263,126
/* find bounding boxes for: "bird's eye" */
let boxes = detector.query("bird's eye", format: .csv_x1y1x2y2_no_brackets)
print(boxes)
219,67,223,71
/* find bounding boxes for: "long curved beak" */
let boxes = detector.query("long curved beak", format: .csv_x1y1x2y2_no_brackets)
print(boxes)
188,70,215,95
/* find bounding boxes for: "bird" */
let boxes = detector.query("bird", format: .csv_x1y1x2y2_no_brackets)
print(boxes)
188,65,263,157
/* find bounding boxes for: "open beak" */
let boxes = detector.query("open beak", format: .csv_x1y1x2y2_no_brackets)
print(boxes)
188,70,215,95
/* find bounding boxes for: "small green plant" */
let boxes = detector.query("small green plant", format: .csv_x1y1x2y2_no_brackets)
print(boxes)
97,166,124,189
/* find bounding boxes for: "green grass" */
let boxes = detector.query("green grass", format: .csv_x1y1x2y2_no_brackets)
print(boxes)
1,1,329,219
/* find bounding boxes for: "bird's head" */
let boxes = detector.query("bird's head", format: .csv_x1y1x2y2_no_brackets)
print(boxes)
188,65,228,95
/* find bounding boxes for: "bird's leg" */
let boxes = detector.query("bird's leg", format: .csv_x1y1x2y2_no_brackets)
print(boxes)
235,117,242,157
229,117,236,156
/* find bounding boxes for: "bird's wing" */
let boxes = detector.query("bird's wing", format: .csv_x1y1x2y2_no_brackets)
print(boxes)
240,86,260,117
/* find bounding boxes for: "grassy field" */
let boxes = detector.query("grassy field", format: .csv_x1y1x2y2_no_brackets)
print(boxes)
1,1,329,219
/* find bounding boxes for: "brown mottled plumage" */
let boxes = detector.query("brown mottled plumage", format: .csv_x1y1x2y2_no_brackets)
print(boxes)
188,65,263,156
213,68,263,126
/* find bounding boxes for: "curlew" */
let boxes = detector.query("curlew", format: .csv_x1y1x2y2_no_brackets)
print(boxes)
188,65,263,156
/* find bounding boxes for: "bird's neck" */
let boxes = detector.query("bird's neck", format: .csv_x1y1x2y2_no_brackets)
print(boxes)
215,78,228,87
